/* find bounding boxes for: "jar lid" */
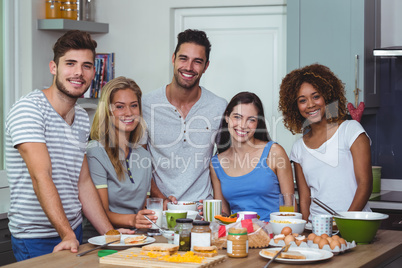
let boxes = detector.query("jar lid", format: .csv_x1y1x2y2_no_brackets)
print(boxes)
176,218,193,223
192,220,210,226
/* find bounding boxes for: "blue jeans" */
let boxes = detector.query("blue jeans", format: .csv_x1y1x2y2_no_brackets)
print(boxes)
11,224,83,261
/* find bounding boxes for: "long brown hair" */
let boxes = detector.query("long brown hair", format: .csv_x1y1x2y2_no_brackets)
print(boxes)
90,76,145,180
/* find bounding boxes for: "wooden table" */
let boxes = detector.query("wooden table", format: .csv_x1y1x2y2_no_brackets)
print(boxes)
3,230,402,268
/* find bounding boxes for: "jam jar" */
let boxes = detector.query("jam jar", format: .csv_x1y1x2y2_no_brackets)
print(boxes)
174,218,193,251
190,221,211,250
227,227,248,258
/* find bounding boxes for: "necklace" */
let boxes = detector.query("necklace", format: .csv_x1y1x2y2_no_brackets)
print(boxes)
125,147,134,184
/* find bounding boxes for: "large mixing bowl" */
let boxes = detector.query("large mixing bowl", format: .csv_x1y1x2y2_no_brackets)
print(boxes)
334,212,388,244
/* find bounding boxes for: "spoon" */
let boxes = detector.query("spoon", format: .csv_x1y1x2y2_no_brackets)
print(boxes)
143,215,167,234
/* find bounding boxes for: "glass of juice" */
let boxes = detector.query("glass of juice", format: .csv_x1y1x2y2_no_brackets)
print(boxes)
279,193,295,212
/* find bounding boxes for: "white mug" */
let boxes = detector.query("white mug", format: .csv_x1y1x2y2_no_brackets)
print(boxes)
203,199,222,222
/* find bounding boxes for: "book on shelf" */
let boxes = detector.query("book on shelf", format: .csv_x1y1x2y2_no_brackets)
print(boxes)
82,52,115,98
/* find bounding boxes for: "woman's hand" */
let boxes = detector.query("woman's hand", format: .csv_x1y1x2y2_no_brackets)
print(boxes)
135,209,157,229
117,228,135,234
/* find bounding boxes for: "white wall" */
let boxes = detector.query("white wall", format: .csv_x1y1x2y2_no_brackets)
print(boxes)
28,0,284,97
23,0,402,97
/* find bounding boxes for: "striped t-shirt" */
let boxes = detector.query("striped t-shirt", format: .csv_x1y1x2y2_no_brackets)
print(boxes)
5,89,90,239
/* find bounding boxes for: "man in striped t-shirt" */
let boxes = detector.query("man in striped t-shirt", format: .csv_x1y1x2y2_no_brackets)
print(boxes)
5,30,133,261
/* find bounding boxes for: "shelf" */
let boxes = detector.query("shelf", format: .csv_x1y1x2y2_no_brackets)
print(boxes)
37,19,108,33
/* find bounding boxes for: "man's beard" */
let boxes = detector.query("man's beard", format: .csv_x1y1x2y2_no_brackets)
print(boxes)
55,75,89,99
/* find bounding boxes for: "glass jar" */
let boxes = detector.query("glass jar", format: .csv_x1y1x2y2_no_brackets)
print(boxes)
45,1,61,19
61,1,78,20
190,221,211,250
227,227,248,258
174,218,193,251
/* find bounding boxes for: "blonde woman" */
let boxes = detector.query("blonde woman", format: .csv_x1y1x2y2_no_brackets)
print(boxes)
83,77,156,239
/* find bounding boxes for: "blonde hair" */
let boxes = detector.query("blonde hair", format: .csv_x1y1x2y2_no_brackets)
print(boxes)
90,76,145,180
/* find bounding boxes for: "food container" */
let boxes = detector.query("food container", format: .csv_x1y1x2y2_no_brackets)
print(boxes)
334,211,389,244
227,227,248,258
191,221,211,250
269,219,306,235
270,212,303,221
61,1,78,20
174,218,193,251
45,1,61,19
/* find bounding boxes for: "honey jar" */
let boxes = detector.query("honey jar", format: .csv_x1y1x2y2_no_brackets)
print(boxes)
61,1,78,20
227,227,248,258
45,1,61,19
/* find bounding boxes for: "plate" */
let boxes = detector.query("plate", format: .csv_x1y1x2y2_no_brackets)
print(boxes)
259,247,333,264
88,235,156,249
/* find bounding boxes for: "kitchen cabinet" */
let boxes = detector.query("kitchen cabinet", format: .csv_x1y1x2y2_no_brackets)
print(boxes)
0,218,16,266
287,0,381,113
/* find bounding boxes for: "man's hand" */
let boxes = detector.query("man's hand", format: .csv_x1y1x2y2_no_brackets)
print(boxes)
163,195,177,210
52,235,79,253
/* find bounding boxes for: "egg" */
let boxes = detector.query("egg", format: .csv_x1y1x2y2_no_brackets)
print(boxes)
318,238,329,249
281,226,292,236
295,235,307,246
284,234,295,245
330,239,341,250
338,238,347,246
321,233,329,239
273,234,285,243
292,233,299,238
326,237,333,243
313,236,322,244
331,235,340,240
307,233,316,241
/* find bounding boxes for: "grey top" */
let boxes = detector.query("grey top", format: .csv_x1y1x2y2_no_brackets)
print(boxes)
5,90,89,238
86,140,152,214
142,86,227,201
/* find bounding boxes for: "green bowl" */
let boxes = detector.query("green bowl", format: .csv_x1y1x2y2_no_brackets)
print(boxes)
334,212,388,244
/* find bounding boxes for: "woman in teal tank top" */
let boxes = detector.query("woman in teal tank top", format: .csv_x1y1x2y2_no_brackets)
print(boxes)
210,92,295,221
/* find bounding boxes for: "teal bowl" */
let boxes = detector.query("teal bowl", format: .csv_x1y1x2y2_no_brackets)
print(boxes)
334,212,388,244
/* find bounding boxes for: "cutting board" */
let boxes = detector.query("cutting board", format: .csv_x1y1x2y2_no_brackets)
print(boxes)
99,247,227,268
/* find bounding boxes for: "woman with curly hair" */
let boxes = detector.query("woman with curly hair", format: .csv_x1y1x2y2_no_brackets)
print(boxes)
83,77,156,240
210,92,294,221
279,64,372,221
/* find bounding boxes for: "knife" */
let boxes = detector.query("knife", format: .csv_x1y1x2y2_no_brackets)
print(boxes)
76,239,120,257
263,244,291,267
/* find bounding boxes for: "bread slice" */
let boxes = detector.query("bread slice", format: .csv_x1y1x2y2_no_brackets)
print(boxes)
193,245,218,257
141,243,179,256
124,235,147,245
261,249,306,260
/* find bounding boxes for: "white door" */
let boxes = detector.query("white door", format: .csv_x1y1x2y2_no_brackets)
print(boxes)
174,6,296,153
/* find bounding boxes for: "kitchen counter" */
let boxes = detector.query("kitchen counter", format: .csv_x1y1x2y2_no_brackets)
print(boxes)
3,229,402,268
368,179,402,210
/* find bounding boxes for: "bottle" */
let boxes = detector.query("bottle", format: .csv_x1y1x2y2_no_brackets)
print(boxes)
174,218,193,251
190,221,211,251
227,227,248,258
45,1,61,19
79,0,94,21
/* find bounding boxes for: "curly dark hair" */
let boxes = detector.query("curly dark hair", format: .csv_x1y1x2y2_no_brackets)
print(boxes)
278,63,347,134
216,92,271,153
174,29,211,62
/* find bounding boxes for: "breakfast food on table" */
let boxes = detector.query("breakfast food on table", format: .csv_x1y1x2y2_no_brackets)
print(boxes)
104,229,121,244
141,243,179,256
261,249,306,260
193,245,218,257
124,235,147,244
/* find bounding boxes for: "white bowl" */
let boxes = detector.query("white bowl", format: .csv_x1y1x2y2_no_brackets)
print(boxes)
167,201,197,211
270,212,303,221
270,219,307,235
